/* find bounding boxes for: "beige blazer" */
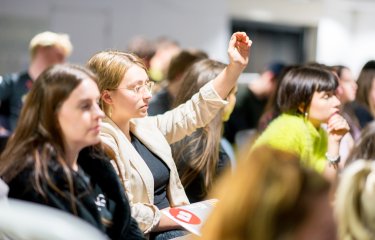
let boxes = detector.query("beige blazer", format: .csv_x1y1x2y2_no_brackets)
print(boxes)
100,81,227,233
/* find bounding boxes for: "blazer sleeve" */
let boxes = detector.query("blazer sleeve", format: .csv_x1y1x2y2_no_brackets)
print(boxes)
100,133,161,234
149,81,228,144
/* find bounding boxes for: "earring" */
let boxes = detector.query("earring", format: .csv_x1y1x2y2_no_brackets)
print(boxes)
304,112,308,118
108,106,112,118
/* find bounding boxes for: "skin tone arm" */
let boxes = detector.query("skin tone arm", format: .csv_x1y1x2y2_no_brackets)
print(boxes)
156,210,184,231
324,113,350,180
212,32,252,99
156,32,252,232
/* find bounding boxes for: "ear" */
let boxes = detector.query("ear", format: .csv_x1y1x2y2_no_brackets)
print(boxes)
102,90,113,105
263,71,274,81
298,102,306,114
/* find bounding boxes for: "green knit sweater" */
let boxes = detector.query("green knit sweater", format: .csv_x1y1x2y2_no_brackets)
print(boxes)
253,113,327,173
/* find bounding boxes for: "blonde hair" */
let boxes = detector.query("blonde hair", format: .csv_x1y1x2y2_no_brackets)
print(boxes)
335,160,375,240
199,146,331,240
86,50,147,116
29,31,73,59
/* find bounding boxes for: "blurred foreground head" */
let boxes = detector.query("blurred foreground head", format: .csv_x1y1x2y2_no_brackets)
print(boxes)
336,160,375,240
200,146,336,240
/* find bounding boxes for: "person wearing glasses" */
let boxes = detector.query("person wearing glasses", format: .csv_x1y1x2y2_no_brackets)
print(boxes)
87,32,251,239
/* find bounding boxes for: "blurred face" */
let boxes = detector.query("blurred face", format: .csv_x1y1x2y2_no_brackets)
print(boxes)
222,86,238,122
40,45,67,66
307,90,341,127
337,68,357,104
58,78,104,152
369,78,375,115
110,65,152,121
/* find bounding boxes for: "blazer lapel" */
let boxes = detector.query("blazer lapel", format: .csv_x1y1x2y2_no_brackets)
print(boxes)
130,119,175,172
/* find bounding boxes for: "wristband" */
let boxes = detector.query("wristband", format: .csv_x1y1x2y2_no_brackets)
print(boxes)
325,152,340,165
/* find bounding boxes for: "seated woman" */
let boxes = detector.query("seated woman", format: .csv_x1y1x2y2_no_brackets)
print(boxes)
0,64,144,240
86,32,251,239
345,121,375,167
335,159,375,240
252,65,350,181
200,146,336,240
332,65,359,140
171,59,236,203
347,60,375,129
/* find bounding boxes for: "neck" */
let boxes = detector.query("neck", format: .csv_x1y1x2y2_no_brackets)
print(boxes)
308,118,321,129
64,147,80,171
110,115,131,141
28,60,47,81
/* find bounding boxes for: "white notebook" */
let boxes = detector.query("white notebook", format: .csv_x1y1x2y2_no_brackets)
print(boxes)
161,199,218,236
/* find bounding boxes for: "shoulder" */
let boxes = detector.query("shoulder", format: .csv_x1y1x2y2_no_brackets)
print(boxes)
78,147,113,174
266,114,305,130
254,114,306,149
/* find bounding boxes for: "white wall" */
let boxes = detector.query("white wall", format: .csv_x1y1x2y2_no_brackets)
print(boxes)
316,0,375,76
1,0,374,77
0,0,230,74
231,0,375,77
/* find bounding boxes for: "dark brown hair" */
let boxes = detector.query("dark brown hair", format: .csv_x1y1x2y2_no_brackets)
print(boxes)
0,64,97,210
277,66,338,114
166,50,207,82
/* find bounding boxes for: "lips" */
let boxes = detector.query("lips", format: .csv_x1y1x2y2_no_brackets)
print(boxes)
91,125,100,132
328,111,339,121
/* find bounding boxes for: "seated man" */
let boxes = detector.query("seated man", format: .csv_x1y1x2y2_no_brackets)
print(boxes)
0,31,73,132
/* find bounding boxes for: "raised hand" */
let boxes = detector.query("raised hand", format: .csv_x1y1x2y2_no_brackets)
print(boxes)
228,32,252,70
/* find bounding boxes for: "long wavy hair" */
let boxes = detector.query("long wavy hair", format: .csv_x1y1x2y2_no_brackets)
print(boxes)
171,59,227,197
0,64,97,212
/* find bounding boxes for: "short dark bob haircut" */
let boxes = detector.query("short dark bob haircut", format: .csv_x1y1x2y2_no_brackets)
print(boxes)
277,66,339,114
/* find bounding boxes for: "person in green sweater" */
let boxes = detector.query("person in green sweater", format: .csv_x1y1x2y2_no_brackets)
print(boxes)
252,65,350,181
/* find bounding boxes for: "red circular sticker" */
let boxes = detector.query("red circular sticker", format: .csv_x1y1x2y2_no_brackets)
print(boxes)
169,208,201,224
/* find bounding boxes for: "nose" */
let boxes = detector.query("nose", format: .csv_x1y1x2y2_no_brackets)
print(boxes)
94,103,105,119
333,95,341,107
352,80,358,91
141,87,152,100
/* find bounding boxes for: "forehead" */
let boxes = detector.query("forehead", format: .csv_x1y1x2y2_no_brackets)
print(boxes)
65,78,100,102
121,65,148,85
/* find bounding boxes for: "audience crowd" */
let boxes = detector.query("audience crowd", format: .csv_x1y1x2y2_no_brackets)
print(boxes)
0,30,374,240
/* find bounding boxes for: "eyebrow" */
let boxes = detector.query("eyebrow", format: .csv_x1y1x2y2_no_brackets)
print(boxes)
77,95,100,103
127,79,150,86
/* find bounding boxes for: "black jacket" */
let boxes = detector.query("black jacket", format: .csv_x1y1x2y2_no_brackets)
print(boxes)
7,147,144,240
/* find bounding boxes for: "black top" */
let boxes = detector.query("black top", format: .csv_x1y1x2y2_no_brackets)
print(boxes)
0,71,33,131
148,87,173,116
130,133,171,209
78,167,116,230
223,86,267,143
7,147,145,240
347,101,373,129
176,142,231,203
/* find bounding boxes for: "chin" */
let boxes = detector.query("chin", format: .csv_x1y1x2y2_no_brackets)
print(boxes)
89,137,101,146
137,111,148,118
